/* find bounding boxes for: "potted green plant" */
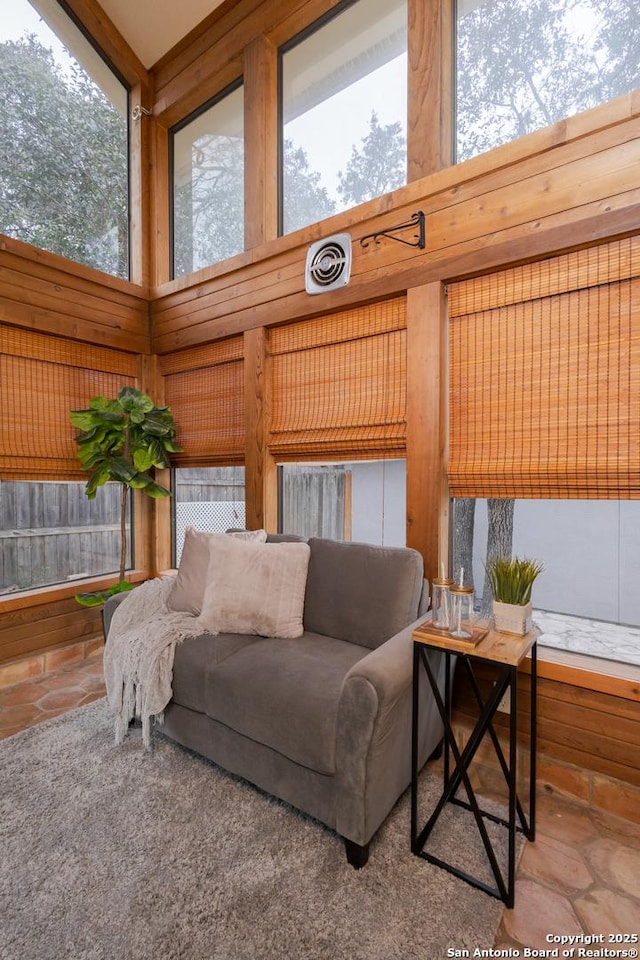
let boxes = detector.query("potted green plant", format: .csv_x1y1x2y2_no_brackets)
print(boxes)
485,555,544,635
69,386,182,606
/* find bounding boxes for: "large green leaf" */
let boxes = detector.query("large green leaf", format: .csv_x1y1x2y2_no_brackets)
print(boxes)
69,409,99,431
148,437,171,467
142,479,171,499
132,447,155,472
89,395,110,410
118,386,153,415
78,447,109,470
127,470,155,489
106,456,136,484
85,464,112,498
163,438,184,454
75,579,135,607
139,414,172,437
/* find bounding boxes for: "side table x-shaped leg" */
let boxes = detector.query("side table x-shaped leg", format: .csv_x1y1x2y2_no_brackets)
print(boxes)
411,625,538,908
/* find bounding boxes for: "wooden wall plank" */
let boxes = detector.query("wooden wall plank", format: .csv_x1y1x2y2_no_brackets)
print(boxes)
243,327,278,532
408,0,453,180
244,36,279,249
150,123,171,287
152,0,264,94
406,283,447,581
149,109,640,353
453,661,640,789
0,263,144,328
0,597,103,662
62,0,149,87
152,0,342,126
129,81,153,288
0,237,149,353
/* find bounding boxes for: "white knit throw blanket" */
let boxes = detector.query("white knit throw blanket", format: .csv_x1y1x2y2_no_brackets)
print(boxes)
103,577,199,748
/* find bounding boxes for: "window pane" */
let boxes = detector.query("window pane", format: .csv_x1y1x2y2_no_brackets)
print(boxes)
0,480,130,593
0,0,129,278
173,467,246,563
456,0,640,163
172,84,244,278
279,460,406,545
452,497,640,668
281,0,407,235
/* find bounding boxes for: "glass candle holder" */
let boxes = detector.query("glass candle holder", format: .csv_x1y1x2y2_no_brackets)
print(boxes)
449,585,475,639
431,577,454,630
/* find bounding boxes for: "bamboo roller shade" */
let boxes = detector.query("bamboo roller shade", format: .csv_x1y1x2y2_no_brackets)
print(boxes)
160,337,244,465
448,238,640,499
0,326,136,481
269,298,407,461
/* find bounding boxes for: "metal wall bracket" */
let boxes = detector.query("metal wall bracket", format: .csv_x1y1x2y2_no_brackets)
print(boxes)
131,105,152,121
359,210,425,250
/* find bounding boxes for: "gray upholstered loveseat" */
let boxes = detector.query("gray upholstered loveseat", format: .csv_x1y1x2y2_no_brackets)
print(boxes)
104,534,447,867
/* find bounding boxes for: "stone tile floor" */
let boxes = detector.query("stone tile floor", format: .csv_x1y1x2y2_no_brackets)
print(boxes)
0,655,106,740
1,656,639,951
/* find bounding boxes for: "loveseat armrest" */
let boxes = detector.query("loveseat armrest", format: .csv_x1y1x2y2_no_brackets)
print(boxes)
102,590,132,639
334,616,446,847
102,575,180,640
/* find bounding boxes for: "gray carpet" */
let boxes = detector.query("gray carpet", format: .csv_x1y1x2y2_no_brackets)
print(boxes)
1,699,512,960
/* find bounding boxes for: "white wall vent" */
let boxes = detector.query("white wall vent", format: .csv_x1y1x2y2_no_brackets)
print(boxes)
305,233,352,295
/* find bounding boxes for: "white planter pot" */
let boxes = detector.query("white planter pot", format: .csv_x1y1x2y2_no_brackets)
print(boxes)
492,600,533,636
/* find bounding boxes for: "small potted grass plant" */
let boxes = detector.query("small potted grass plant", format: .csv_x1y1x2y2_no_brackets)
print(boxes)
485,556,544,635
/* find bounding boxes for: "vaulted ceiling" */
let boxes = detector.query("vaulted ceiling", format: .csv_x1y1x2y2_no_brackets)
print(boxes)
96,0,226,68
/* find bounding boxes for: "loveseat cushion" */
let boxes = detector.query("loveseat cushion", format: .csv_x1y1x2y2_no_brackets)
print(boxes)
303,538,424,649
202,633,367,774
171,632,262,714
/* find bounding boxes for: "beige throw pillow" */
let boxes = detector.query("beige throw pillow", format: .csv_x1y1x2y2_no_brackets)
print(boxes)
168,527,267,615
198,537,311,639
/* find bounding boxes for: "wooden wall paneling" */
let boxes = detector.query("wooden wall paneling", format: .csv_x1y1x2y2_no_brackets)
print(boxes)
244,36,279,249
152,0,343,127
0,600,102,664
0,597,101,663
151,0,260,104
406,283,448,580
244,327,278,532
452,663,640,789
129,81,154,287
152,0,339,95
407,0,454,181
149,104,640,353
153,26,244,125
136,353,171,576
0,261,143,340
0,237,149,352
150,122,171,287
151,341,173,573
151,468,173,574
533,656,640,700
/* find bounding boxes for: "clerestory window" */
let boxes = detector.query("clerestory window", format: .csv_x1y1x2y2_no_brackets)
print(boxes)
171,82,245,278
456,0,640,163
280,0,408,236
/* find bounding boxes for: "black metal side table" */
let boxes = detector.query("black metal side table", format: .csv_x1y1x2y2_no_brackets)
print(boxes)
411,621,538,908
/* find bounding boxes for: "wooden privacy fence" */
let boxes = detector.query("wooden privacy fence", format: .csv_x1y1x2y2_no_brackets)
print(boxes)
279,466,350,541
0,480,123,593
1,465,350,591
174,465,350,543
